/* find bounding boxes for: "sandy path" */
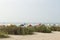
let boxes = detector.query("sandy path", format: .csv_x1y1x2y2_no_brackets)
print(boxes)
0,31,60,40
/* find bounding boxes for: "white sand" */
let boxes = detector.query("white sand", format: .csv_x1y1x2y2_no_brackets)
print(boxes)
0,31,60,40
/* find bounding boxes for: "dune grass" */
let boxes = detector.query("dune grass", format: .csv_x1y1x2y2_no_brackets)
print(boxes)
0,31,9,38
1,24,60,37
34,25,52,33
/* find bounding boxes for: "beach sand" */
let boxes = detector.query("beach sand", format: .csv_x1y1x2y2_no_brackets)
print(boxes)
0,31,60,40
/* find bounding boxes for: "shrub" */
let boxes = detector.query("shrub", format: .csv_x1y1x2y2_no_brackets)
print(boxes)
0,31,9,38
19,27,26,35
6,25,17,34
34,26,39,32
0,24,18,35
50,26,60,31
27,27,35,34
0,24,52,35
17,27,34,35
3,24,35,35
36,25,52,33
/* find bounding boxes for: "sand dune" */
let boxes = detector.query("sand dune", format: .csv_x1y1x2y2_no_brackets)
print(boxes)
0,31,60,40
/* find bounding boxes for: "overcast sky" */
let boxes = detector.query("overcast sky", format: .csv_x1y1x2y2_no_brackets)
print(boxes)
0,0,60,23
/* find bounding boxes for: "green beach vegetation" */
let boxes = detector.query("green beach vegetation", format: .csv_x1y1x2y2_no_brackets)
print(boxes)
34,24,52,33
0,24,60,38
0,31,9,38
